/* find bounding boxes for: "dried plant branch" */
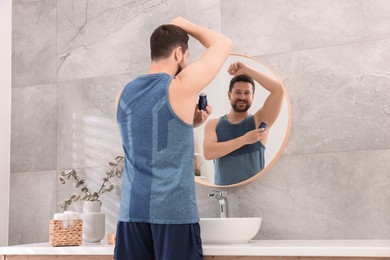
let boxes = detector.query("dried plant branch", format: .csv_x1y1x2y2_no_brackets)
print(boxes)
58,155,124,211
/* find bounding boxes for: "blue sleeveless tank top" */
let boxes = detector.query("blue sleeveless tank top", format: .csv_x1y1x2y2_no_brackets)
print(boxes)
117,73,199,224
214,114,265,185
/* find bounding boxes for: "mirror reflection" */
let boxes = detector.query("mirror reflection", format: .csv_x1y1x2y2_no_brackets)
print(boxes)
194,54,291,187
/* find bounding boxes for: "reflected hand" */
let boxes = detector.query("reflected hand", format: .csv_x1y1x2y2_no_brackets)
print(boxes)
242,128,266,144
228,61,248,76
193,105,213,128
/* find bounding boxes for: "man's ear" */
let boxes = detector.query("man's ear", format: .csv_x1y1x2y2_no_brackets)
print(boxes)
173,46,183,62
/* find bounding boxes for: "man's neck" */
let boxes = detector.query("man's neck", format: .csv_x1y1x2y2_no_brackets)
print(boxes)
226,110,249,124
148,59,176,76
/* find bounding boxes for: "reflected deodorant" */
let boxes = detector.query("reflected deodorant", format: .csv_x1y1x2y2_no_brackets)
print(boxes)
198,92,207,111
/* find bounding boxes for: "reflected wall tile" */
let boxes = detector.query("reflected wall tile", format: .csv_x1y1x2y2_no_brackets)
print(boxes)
57,0,221,81
12,0,56,87
56,167,121,235
11,84,57,173
222,0,390,56
258,39,390,155
227,150,390,239
57,74,129,170
9,171,57,245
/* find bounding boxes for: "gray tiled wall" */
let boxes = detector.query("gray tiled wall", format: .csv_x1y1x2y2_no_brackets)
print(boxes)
10,0,390,245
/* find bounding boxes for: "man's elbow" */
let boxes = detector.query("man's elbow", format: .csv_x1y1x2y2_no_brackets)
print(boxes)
271,83,285,98
203,150,216,160
276,81,285,93
216,38,232,56
222,39,232,57
203,154,212,160
225,39,233,52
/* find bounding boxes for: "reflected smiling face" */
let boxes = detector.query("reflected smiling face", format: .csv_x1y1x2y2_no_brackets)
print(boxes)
228,82,254,113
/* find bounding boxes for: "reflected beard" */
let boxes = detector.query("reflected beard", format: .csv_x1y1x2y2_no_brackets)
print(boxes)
231,100,251,112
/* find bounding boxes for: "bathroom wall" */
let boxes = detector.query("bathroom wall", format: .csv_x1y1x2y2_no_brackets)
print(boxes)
0,0,11,247
10,0,390,244
216,0,390,239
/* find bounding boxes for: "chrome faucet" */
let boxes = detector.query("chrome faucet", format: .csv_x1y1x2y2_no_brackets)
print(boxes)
208,190,228,218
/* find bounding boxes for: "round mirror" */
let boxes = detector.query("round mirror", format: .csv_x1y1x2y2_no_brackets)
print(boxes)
194,53,291,187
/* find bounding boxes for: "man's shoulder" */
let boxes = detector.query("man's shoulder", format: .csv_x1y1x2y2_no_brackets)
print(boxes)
207,118,219,124
205,118,219,129
213,116,227,130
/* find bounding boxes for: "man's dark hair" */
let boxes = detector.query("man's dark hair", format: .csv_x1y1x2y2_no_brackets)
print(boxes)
150,24,189,60
229,75,255,93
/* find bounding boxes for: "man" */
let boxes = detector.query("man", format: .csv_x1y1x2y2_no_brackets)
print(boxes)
114,17,231,260
203,61,284,185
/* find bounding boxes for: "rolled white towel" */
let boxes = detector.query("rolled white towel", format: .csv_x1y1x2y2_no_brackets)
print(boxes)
64,211,80,220
64,211,80,227
53,211,80,228
53,213,68,221
53,213,69,228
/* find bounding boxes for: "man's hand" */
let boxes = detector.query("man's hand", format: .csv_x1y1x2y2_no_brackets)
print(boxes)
169,17,192,31
242,128,266,145
193,104,212,128
228,61,249,76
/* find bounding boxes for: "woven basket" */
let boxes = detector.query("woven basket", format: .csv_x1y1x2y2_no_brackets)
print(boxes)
49,219,83,247
107,232,116,245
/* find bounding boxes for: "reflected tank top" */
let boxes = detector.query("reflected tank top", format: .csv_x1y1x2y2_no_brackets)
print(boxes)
214,114,265,185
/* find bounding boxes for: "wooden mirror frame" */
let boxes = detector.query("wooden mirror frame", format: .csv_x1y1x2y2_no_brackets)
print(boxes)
194,53,292,188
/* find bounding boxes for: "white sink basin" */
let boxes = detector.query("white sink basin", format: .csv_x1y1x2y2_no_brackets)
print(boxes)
199,217,262,245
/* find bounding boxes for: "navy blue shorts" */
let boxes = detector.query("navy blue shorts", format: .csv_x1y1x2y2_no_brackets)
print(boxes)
114,221,203,260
